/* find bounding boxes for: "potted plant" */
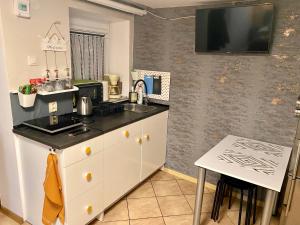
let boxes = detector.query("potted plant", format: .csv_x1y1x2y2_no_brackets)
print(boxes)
18,84,37,108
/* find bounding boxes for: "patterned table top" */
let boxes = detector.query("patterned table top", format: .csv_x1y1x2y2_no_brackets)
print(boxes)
195,135,292,192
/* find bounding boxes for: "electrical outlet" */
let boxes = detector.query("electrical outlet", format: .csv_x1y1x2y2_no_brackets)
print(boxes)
49,101,57,113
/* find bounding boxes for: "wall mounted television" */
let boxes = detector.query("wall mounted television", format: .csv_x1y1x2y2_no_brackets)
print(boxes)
195,3,274,54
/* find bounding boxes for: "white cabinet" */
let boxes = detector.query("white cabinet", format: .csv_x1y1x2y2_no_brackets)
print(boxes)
63,152,103,202
16,110,168,225
103,111,169,208
141,111,168,180
103,121,142,208
59,136,105,224
65,184,103,225
60,136,103,168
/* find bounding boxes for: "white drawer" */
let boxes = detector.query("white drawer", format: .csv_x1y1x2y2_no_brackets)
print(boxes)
63,152,103,202
61,136,103,168
103,121,142,149
65,183,103,225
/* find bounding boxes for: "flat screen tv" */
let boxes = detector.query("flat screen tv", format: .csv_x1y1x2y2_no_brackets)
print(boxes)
195,4,274,54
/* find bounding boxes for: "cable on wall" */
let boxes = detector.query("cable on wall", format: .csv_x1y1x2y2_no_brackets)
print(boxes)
144,0,267,20
146,10,195,21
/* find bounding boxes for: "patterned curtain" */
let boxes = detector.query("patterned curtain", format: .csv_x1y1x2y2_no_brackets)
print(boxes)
70,32,105,80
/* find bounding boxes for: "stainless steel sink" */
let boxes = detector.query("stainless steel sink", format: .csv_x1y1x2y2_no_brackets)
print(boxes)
123,103,157,113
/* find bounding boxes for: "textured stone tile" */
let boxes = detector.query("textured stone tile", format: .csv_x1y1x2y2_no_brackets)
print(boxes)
103,200,129,222
152,180,182,196
157,195,192,216
151,171,177,181
164,215,193,225
226,209,257,225
96,221,130,225
127,197,162,219
130,217,165,225
201,212,235,225
223,196,247,212
164,213,234,225
177,179,197,195
127,182,155,199
185,193,215,213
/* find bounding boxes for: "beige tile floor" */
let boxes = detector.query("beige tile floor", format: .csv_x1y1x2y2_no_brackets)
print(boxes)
91,170,280,225
0,170,280,225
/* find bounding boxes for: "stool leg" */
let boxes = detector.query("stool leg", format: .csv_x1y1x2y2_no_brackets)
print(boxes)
238,190,243,225
253,187,257,224
216,182,225,221
245,189,253,225
229,186,233,209
211,180,221,220
220,182,226,206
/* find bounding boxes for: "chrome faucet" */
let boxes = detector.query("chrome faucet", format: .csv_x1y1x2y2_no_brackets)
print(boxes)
134,79,149,105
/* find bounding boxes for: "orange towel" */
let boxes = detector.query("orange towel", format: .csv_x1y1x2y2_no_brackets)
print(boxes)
42,154,65,225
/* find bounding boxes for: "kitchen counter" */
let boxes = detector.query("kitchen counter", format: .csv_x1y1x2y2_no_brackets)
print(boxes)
13,103,169,150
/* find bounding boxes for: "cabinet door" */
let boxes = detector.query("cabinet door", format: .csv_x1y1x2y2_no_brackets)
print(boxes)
103,121,142,208
141,111,169,180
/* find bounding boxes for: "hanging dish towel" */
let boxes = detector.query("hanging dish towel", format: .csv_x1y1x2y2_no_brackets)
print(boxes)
42,153,65,225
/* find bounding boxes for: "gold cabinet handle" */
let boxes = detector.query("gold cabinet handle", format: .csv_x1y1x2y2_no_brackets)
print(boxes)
123,130,130,138
144,134,150,141
85,172,92,182
136,138,142,145
85,147,92,156
86,205,93,215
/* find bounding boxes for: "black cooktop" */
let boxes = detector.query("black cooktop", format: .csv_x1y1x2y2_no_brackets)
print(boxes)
23,114,83,134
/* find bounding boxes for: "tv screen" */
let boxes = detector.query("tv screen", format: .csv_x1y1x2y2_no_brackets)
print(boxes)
195,4,274,53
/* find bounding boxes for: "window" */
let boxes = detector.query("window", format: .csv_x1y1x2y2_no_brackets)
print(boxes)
70,31,105,81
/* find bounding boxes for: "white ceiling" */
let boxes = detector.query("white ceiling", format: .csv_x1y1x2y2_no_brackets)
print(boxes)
127,0,229,8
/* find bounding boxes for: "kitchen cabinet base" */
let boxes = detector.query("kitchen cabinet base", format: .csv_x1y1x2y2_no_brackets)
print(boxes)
96,212,104,221
15,110,169,225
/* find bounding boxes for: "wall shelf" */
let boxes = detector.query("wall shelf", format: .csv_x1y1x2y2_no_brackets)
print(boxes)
10,86,79,95
37,86,79,95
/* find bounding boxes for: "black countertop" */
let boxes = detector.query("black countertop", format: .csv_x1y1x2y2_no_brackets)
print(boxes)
13,103,169,150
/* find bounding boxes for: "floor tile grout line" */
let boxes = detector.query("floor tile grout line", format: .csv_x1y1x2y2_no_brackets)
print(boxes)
150,179,158,197
130,215,165,220
225,213,237,225
125,197,131,225
175,179,194,212
152,179,184,197
162,213,194,218
154,194,187,197
149,179,166,225
127,195,157,200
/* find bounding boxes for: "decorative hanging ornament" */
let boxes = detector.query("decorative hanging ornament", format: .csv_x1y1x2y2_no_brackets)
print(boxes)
41,21,67,52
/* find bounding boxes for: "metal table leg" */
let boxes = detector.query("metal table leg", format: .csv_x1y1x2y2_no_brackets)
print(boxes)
261,189,277,225
272,192,279,216
193,167,206,225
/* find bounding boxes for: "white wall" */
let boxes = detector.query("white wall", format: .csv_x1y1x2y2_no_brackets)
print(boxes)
0,0,134,92
0,0,135,217
0,0,71,90
0,12,23,216
0,0,70,215
109,20,132,96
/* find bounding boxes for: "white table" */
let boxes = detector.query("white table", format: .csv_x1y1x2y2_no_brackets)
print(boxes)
192,135,292,225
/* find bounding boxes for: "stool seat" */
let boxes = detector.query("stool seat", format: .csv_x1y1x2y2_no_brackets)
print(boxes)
211,175,258,225
221,175,256,189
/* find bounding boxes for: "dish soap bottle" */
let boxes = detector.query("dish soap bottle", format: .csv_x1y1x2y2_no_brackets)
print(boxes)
137,84,143,105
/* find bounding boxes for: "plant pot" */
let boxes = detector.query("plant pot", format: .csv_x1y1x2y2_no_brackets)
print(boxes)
18,92,36,108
